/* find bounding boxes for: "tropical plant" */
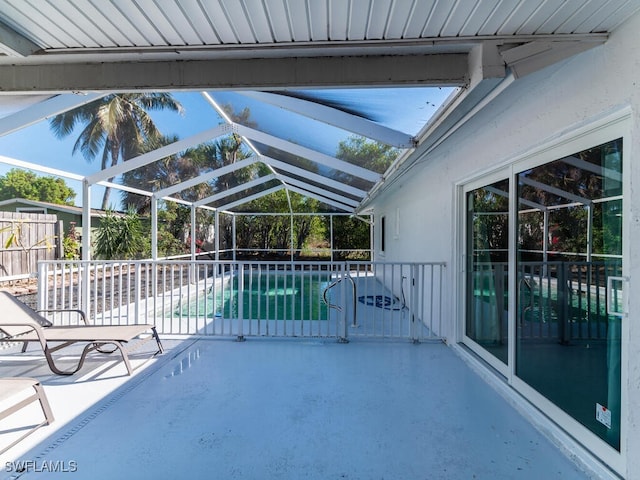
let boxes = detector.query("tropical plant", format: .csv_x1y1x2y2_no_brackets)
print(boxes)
0,168,76,205
94,209,144,260
62,222,80,260
49,93,183,209
120,135,214,214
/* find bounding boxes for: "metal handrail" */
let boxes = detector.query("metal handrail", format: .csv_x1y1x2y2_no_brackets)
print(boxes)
322,273,357,327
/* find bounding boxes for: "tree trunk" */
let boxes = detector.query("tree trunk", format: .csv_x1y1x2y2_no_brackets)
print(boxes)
101,145,121,210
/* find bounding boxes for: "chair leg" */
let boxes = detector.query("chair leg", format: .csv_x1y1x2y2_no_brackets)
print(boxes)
32,382,54,425
81,342,133,375
151,327,164,354
40,330,163,376
0,380,54,455
42,346,84,375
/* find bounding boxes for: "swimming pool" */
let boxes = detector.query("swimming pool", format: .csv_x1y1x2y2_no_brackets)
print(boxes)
176,271,332,321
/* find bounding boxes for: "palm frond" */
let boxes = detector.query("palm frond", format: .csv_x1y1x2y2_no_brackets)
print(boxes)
75,120,105,161
137,93,184,115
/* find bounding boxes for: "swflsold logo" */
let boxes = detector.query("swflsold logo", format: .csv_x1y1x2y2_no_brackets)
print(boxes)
5,460,78,473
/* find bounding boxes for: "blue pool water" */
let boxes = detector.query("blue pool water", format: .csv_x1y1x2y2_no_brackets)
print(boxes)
177,272,331,320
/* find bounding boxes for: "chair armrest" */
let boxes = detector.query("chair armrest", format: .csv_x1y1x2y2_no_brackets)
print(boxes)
0,322,46,344
36,309,88,325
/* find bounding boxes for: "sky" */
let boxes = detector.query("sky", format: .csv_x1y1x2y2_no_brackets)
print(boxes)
0,87,455,210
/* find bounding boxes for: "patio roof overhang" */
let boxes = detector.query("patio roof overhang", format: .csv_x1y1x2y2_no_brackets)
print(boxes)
0,0,636,259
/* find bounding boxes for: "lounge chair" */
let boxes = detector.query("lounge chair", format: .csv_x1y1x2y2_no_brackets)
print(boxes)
0,291,163,376
0,377,54,455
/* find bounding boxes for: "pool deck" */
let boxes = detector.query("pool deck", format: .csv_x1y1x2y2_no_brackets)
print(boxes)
0,337,599,479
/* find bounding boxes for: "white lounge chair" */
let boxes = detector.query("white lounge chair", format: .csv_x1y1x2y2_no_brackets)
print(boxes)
0,377,54,455
0,291,163,376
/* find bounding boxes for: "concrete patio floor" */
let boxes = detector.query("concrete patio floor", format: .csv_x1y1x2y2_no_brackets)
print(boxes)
1,337,594,479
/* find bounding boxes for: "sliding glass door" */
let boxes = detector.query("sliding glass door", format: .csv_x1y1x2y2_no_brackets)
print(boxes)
465,177,510,370
515,138,623,450
463,132,627,466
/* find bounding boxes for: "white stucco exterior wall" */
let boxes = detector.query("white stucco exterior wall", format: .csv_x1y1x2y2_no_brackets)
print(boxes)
368,10,640,479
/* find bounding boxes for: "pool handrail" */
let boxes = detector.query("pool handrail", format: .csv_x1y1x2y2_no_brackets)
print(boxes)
322,273,357,329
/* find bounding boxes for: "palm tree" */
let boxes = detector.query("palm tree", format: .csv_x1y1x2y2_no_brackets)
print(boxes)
50,93,183,209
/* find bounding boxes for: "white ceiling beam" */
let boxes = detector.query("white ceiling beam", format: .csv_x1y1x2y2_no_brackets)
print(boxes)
162,154,362,209
86,123,232,184
202,92,376,188
220,183,354,213
281,184,355,212
191,168,359,210
0,92,106,136
0,54,468,93
237,91,415,148
0,154,84,181
0,21,40,57
200,94,370,203
233,124,380,183
275,174,360,208
218,185,284,211
500,38,606,79
97,181,193,206
152,156,259,198
157,197,193,207
262,156,367,198
98,181,151,197
194,174,277,207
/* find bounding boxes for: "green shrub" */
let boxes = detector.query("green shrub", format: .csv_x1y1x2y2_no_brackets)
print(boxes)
94,209,144,260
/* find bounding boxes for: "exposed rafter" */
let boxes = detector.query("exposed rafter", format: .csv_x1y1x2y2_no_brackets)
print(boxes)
0,54,468,93
0,93,106,137
152,156,259,199
217,181,356,213
0,20,40,57
500,38,607,79
87,124,233,184
0,154,84,181
234,124,380,183
193,174,277,207
274,174,360,208
237,91,415,148
282,184,355,212
262,156,367,199
219,185,284,212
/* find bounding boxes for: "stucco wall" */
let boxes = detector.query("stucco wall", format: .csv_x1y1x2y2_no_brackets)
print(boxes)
368,10,640,478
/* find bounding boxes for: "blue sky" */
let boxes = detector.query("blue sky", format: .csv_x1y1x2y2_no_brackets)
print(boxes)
0,92,221,208
0,87,454,209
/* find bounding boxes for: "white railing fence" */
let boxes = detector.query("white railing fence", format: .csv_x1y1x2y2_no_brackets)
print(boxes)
37,260,446,342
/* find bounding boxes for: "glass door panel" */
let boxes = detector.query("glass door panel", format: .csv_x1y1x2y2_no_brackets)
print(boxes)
466,179,509,365
516,138,623,450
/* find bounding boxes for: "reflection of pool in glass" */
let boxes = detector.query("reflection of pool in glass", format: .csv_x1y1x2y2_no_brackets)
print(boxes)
177,273,331,320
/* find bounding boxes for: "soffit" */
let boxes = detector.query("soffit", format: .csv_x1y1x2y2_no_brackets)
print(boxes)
0,0,634,60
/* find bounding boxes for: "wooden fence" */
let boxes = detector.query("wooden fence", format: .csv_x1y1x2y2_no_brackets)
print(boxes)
0,212,61,280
